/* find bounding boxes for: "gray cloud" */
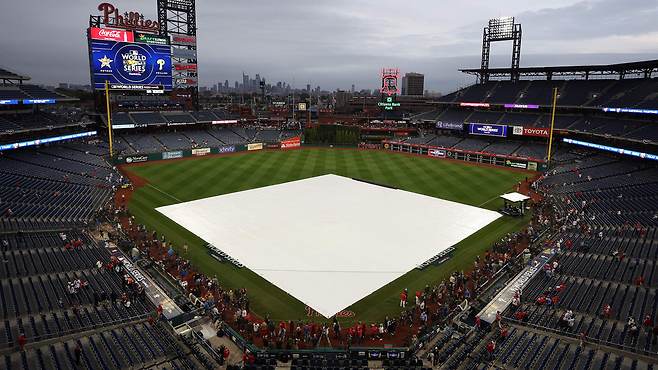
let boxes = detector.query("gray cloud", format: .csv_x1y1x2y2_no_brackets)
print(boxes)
0,0,657,94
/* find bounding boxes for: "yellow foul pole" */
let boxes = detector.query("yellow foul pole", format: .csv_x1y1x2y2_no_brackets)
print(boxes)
546,87,558,164
105,81,113,157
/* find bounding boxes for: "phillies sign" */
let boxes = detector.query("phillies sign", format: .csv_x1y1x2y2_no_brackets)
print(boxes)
380,68,400,96
523,127,550,138
90,27,134,42
97,3,160,33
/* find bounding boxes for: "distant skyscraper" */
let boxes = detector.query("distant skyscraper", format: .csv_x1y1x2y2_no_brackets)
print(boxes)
224,80,229,88
351,84,355,93
242,73,249,89
402,72,424,96
306,84,311,92
235,81,239,89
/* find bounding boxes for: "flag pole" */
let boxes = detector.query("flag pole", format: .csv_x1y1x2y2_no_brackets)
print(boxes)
105,80,114,157
546,87,558,165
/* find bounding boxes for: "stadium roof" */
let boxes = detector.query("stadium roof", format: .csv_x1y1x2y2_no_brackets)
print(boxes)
460,59,658,79
0,66,30,82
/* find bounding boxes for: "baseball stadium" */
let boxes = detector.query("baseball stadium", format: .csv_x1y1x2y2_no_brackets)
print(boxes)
0,1,657,370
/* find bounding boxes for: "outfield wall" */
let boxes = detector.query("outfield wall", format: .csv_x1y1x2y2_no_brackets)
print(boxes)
383,140,547,172
114,144,247,164
114,136,304,165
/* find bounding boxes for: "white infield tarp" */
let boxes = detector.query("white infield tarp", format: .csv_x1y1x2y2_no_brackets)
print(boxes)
157,174,501,318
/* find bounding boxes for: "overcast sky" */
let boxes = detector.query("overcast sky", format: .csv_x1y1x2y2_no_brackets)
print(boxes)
1,0,657,93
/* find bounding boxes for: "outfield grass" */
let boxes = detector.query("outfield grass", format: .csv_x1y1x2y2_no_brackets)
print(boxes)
125,148,530,325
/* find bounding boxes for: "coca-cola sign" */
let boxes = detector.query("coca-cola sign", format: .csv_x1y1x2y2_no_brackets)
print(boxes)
522,127,550,138
90,27,134,42
97,3,160,33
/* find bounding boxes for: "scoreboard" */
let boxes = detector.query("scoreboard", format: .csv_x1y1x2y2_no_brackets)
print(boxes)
88,28,172,90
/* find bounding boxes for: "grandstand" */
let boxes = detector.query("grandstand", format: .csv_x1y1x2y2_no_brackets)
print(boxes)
421,152,658,369
1,1,658,368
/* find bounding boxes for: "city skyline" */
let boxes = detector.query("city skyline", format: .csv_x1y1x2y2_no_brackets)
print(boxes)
1,0,658,93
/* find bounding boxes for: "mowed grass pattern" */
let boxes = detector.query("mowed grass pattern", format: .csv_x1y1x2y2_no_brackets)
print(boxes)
126,148,530,324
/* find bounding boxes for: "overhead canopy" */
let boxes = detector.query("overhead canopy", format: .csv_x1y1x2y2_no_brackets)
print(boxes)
500,192,530,203
460,59,658,79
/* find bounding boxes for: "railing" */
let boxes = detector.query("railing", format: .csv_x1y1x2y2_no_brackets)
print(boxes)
190,327,224,364
503,317,658,357
0,312,151,351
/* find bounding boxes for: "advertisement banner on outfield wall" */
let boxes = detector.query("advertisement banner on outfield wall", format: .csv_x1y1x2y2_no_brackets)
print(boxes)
512,126,524,136
162,151,183,160
191,148,211,156
248,143,264,151
125,155,148,164
267,143,281,149
428,148,446,158
527,162,538,171
435,121,464,130
217,146,236,154
505,160,528,169
281,136,302,149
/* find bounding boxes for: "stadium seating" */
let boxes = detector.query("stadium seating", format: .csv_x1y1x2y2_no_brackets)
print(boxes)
120,133,166,153
0,87,31,100
437,108,471,124
153,132,193,151
182,129,225,147
0,141,120,231
454,138,490,152
0,136,209,369
254,129,281,142
467,110,503,124
208,127,250,145
162,112,196,124
18,85,68,100
190,110,218,123
129,112,167,126
415,77,658,148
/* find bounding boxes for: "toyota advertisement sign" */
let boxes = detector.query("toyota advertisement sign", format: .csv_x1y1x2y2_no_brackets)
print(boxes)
522,127,550,138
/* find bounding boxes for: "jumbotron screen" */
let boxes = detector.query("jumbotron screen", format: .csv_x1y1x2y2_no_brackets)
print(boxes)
89,39,172,90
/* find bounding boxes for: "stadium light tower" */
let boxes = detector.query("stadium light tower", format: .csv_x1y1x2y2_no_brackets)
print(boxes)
157,0,199,109
480,17,522,83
